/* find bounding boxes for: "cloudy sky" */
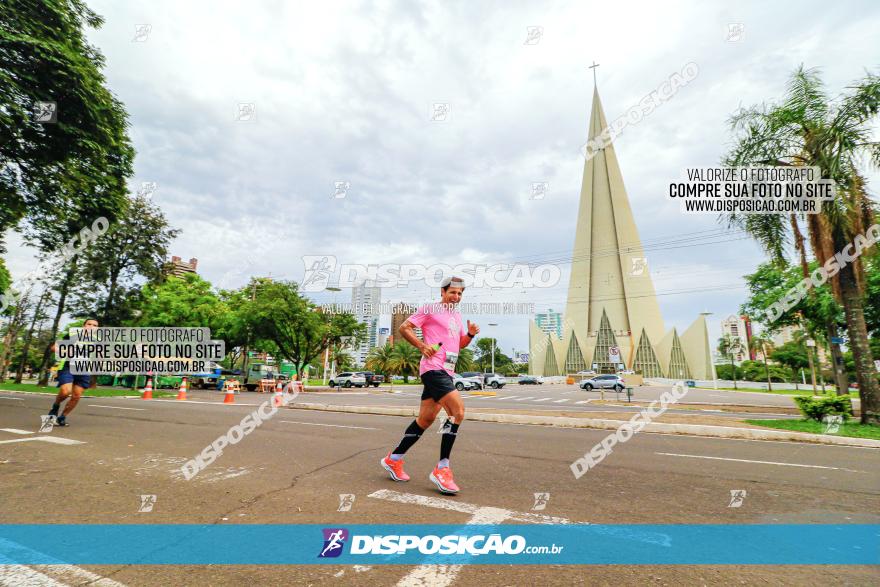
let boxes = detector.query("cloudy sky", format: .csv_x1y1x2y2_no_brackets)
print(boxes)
6,0,880,355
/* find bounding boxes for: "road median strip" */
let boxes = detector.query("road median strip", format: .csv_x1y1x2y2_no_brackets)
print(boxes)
287,402,880,448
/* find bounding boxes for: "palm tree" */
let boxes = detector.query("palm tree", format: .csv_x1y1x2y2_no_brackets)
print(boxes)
366,344,395,389
457,347,475,372
389,341,420,383
718,334,744,390
749,332,774,391
724,66,880,424
332,347,353,372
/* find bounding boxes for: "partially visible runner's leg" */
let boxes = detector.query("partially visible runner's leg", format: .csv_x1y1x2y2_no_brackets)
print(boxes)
430,388,465,494
56,384,86,426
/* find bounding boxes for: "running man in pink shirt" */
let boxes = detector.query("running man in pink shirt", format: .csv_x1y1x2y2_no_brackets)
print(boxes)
381,276,479,494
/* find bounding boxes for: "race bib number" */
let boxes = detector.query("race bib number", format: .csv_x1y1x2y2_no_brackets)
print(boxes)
443,351,458,371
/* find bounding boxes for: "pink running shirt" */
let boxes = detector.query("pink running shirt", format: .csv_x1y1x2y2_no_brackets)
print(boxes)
405,303,467,376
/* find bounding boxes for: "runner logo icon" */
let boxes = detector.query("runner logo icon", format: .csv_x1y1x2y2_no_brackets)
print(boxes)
319,528,349,558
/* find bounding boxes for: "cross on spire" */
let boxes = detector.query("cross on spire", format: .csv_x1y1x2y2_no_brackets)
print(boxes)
588,61,600,85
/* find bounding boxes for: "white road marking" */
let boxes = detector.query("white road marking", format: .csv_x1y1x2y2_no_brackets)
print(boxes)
0,397,25,401
368,489,571,524
0,436,85,446
511,396,535,401
0,429,34,435
90,405,145,411
0,564,67,586
655,452,866,473
532,397,553,402
575,400,592,404
552,399,569,403
0,537,126,586
370,490,573,587
280,420,379,430
34,565,127,586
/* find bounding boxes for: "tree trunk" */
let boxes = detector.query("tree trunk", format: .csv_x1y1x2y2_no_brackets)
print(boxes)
807,346,816,395
37,260,77,386
730,354,738,390
15,290,49,383
825,323,849,395
791,215,849,395
838,264,878,424
761,342,772,391
103,270,120,321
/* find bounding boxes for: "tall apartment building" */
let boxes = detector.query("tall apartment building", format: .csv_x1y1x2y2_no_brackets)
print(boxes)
390,302,422,344
166,256,198,278
720,315,752,363
351,282,381,365
535,308,564,340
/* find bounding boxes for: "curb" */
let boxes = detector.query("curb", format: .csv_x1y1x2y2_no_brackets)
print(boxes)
287,402,880,448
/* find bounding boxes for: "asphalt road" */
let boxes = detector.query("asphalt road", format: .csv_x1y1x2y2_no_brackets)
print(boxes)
331,381,838,407
1,390,877,586
293,384,802,420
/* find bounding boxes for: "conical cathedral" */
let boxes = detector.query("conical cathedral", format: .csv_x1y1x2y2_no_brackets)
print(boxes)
529,85,715,380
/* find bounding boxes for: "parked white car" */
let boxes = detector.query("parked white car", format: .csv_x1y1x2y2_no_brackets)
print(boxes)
328,372,367,388
453,374,478,391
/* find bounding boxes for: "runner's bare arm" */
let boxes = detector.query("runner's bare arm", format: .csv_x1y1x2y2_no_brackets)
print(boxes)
400,319,435,358
459,319,480,348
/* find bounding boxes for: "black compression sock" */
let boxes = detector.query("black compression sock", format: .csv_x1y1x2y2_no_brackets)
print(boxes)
440,422,460,461
392,420,425,456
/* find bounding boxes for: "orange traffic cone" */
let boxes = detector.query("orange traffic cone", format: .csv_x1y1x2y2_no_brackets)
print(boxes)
273,380,283,407
142,377,153,400
176,376,188,400
223,380,235,404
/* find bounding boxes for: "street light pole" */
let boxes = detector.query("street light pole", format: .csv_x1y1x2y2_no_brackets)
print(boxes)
488,323,498,374
323,286,342,385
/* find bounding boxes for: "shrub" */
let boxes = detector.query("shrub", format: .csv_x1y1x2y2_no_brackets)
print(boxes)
793,395,853,422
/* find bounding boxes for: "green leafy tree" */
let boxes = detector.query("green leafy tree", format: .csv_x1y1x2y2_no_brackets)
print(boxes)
241,280,363,379
740,261,847,392
0,0,134,247
0,258,10,301
74,195,180,324
748,332,775,390
724,65,880,423
136,273,228,331
770,341,811,386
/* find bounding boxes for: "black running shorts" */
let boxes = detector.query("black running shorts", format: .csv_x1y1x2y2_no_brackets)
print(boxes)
420,369,456,402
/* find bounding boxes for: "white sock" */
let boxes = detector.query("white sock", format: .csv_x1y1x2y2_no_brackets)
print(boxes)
437,458,450,469
390,453,404,461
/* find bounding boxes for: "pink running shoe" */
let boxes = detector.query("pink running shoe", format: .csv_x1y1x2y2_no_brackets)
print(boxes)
429,466,460,494
381,453,410,481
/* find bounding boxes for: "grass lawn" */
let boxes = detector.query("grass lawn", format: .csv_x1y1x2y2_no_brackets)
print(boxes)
702,386,858,398
0,381,174,398
745,418,880,440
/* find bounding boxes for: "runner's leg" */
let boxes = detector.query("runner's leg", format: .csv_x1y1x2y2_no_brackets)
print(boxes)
390,398,441,458
49,383,72,416
60,384,86,418
437,390,465,468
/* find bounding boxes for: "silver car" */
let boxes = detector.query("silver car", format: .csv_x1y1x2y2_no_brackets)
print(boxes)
453,374,477,391
579,374,625,391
